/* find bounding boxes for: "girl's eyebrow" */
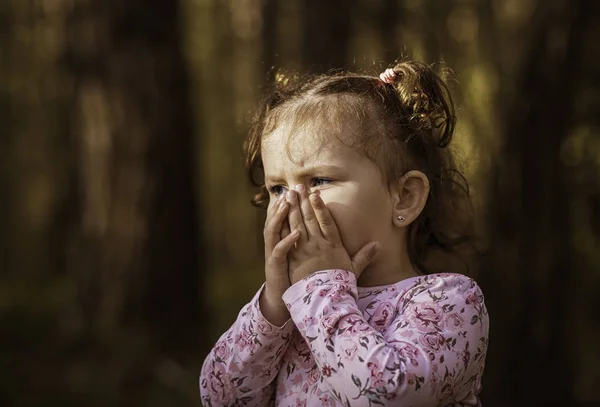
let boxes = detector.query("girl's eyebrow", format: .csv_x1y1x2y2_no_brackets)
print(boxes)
265,165,343,184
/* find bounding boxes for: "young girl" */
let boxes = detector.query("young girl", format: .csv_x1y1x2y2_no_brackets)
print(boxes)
200,61,489,406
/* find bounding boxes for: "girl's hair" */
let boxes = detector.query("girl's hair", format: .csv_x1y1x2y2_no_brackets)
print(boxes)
245,60,479,274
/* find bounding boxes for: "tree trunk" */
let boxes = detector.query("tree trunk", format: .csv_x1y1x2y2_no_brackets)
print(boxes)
301,0,354,71
379,0,402,64
64,0,201,354
261,0,279,82
479,0,590,404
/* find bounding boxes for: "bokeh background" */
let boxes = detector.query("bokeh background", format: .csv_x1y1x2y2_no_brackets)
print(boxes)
1,0,599,406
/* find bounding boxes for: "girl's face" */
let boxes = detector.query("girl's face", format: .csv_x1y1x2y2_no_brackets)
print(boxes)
261,121,395,257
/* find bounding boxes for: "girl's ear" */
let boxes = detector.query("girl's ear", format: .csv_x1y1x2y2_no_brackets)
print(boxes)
391,170,430,227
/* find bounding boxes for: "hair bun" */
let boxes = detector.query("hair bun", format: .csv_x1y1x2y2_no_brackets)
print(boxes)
390,61,455,148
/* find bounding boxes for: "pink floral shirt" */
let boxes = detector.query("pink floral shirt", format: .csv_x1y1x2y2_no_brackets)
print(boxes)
200,270,489,407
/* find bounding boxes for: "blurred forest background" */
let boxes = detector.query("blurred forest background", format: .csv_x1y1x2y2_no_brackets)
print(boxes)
1,0,599,406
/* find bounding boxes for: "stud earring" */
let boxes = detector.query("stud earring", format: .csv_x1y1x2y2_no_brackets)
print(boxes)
397,216,405,222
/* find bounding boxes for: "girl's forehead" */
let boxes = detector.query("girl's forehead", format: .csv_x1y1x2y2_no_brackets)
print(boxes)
260,117,382,182
262,122,348,166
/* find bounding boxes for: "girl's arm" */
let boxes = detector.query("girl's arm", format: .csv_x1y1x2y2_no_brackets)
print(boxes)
282,270,489,407
200,193,301,406
200,284,295,407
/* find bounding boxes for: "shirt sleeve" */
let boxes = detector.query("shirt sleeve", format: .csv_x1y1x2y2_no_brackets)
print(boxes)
282,270,489,407
200,284,296,407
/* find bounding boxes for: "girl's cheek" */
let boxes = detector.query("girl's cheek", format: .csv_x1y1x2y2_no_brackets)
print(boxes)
317,188,338,205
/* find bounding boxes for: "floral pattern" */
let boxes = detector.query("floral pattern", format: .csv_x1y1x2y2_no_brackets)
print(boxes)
200,270,489,406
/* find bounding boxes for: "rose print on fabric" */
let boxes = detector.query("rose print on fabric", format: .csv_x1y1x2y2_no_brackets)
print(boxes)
256,319,274,336
419,331,447,352
332,269,353,284
338,315,371,335
307,365,321,386
200,271,489,406
213,340,231,362
234,328,257,355
389,340,423,368
320,312,343,336
339,336,359,361
444,312,464,331
406,301,444,333
295,398,307,407
371,301,396,331
206,362,235,405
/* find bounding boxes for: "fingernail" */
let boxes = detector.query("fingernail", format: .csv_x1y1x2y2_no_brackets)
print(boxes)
291,230,299,236
286,190,295,201
296,184,305,192
279,202,286,211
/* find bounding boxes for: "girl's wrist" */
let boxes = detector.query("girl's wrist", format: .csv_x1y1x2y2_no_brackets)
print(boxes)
264,282,287,304
260,286,291,327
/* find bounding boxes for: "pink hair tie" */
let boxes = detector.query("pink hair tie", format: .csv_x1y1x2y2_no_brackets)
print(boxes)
379,68,397,85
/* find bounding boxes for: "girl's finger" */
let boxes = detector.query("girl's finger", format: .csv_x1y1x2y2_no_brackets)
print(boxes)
350,241,381,277
298,186,323,238
309,192,342,243
280,218,291,240
264,199,289,256
270,230,300,266
265,194,285,228
286,189,308,243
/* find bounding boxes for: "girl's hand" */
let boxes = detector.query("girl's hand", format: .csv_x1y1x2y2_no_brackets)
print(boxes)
260,194,301,326
286,186,381,285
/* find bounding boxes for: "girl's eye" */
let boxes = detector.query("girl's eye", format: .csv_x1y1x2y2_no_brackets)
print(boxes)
267,185,288,196
267,178,331,196
311,178,332,187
